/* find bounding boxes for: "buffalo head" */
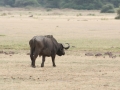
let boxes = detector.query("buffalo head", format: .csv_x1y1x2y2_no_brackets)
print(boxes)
57,43,70,56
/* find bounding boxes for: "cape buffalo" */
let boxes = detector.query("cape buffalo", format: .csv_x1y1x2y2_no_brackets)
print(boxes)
29,35,70,68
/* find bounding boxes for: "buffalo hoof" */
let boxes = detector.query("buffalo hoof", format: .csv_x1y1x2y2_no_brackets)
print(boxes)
53,65,56,67
32,66,36,68
31,65,36,68
41,64,44,67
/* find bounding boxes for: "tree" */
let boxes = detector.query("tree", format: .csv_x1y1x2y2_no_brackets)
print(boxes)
0,0,120,9
0,0,5,6
4,0,15,6
101,4,115,13
109,0,120,7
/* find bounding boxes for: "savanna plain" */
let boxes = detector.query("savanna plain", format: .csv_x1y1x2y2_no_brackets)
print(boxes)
0,7,120,90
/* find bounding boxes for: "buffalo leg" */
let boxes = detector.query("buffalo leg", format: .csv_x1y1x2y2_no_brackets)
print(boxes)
52,56,56,67
41,56,45,67
30,54,34,66
32,50,39,68
30,51,33,66
30,47,34,67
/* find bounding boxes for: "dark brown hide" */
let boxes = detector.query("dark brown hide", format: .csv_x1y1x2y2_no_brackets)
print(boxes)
29,35,70,68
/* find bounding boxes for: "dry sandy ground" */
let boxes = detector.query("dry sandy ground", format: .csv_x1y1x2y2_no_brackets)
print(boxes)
0,8,120,40
0,8,120,90
0,54,120,90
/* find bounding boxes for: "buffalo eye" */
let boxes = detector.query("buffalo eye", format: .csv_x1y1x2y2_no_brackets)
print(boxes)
60,48,63,51
61,44,64,49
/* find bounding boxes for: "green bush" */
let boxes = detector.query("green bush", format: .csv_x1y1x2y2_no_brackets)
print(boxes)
115,7,120,19
117,7,120,15
101,4,115,13
14,0,40,7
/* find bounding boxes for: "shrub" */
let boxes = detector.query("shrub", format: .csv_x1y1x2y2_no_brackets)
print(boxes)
115,7,120,19
14,0,40,7
101,4,115,13
117,7,120,15
115,16,120,19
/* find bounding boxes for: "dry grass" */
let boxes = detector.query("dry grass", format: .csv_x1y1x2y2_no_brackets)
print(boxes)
0,8,120,90
0,9,120,52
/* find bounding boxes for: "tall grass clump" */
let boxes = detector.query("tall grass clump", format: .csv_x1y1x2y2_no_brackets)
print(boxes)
101,4,115,13
0,34,5,36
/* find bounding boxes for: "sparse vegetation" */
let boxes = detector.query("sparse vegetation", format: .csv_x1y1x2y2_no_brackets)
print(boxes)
65,39,117,52
76,13,82,16
0,43,28,50
101,18,109,20
1,13,7,16
0,34,5,36
1,37,120,52
87,13,95,16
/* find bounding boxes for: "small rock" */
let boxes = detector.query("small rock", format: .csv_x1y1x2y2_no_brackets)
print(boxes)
104,52,113,56
29,15,33,17
4,52,9,55
9,51,15,54
85,53,94,56
95,53,102,57
112,55,116,58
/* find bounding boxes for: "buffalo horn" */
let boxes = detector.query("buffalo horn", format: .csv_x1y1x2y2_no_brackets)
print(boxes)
64,43,70,49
